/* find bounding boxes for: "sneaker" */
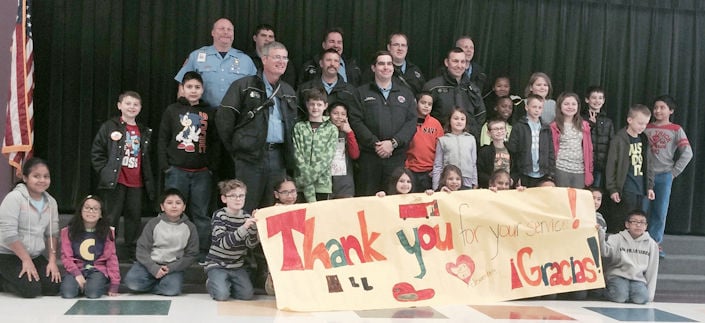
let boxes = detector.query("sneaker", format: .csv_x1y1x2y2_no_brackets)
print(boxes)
264,272,275,296
198,254,208,266
658,244,665,258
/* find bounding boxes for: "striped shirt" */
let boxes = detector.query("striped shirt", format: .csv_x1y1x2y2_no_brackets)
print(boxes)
204,208,259,271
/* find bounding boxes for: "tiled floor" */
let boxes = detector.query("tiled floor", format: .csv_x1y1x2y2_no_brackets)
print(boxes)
2,293,704,323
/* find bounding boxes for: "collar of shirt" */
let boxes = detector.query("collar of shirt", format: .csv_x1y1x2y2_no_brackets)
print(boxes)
378,85,391,100
398,61,407,74
321,78,337,94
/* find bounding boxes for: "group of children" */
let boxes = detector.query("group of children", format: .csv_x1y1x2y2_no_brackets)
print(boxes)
0,156,300,300
0,69,691,305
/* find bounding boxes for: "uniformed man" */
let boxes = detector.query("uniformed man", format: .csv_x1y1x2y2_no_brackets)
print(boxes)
297,48,359,115
298,27,362,87
248,23,296,87
350,51,417,196
216,41,300,212
386,33,426,95
424,47,486,138
175,18,257,108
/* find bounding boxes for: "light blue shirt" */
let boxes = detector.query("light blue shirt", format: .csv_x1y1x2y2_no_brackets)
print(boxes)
263,74,284,143
399,61,407,74
378,84,391,100
339,57,348,83
175,45,256,108
321,78,337,94
465,64,473,79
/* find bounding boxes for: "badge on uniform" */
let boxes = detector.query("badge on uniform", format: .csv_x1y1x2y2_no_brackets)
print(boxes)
197,52,207,62
250,91,261,99
110,131,123,141
398,96,406,103
414,71,421,78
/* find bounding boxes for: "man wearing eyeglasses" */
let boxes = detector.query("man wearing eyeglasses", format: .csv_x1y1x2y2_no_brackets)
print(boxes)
175,18,257,108
217,41,300,212
247,24,297,88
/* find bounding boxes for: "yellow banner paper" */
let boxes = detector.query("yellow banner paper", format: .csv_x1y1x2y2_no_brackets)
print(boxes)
255,187,604,311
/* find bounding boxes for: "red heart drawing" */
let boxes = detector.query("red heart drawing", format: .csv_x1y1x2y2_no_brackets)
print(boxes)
446,254,475,284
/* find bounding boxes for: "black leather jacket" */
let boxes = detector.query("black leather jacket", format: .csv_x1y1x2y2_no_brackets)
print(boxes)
91,117,155,200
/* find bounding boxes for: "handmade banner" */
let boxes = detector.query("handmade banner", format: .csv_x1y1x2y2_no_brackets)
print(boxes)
255,187,604,311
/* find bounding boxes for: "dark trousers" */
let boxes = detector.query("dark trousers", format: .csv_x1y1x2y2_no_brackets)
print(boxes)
100,184,144,257
355,151,407,196
0,254,60,298
410,170,433,192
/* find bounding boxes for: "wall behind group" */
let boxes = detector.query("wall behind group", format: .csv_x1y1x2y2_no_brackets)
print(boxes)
20,0,705,234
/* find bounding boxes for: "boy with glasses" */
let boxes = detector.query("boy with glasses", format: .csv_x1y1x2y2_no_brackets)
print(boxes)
478,118,512,188
598,209,659,304
203,179,259,301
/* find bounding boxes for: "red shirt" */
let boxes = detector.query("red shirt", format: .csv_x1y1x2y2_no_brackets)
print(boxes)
117,123,143,187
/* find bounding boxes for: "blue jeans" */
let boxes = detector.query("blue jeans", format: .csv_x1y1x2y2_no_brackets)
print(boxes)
165,167,212,254
648,172,673,244
206,267,253,301
123,262,184,296
606,276,649,304
60,269,109,298
592,170,605,189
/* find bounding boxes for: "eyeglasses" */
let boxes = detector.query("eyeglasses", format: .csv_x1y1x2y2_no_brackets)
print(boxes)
389,43,408,48
628,220,647,226
277,189,297,196
489,127,506,131
266,55,289,62
82,206,101,213
225,194,246,200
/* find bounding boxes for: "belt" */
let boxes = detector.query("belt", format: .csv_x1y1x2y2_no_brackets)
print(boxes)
266,142,283,150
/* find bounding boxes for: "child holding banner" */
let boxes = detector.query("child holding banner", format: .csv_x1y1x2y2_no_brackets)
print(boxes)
376,167,434,197
437,164,464,192
599,209,659,304
204,180,259,301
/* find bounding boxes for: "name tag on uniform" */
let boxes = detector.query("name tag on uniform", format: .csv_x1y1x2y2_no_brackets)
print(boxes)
197,52,207,62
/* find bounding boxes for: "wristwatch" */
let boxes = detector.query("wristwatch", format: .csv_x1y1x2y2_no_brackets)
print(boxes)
391,138,398,149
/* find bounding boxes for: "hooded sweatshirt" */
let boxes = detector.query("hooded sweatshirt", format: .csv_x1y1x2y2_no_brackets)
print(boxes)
0,183,59,258
600,229,659,301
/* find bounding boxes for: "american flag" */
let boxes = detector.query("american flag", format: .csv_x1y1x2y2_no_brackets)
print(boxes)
2,0,34,175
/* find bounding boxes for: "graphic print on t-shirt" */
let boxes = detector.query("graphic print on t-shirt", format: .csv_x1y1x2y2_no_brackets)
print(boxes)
123,128,141,168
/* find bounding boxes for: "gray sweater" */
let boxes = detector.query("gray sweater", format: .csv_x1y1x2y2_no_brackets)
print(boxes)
0,183,59,258
135,213,199,276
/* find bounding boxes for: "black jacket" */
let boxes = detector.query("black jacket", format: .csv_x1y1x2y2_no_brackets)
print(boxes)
350,80,417,156
217,73,301,170
362,60,426,95
297,76,360,117
477,144,511,188
507,116,555,181
91,117,155,200
298,54,362,87
423,70,486,137
581,107,614,171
